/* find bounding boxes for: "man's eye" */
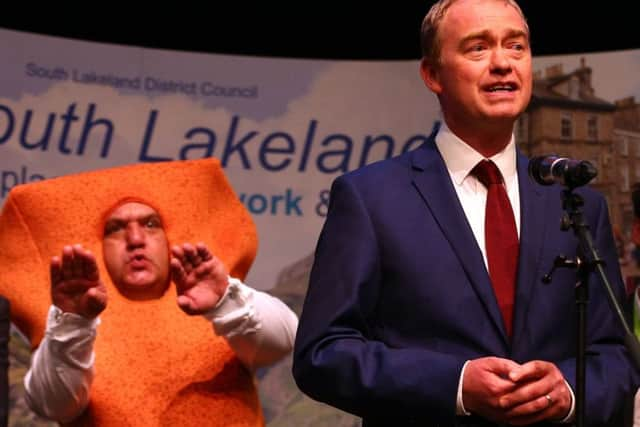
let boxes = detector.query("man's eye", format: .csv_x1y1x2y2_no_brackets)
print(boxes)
104,223,122,235
146,218,161,228
470,44,486,52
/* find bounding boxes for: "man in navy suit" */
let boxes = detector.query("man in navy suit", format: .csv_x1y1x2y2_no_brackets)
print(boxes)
292,0,636,425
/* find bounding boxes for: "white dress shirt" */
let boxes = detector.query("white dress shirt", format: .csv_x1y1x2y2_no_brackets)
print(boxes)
24,277,298,423
434,122,574,422
434,122,521,266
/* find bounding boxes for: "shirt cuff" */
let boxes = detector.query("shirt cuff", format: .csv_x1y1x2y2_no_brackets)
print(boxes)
202,277,262,337
47,305,99,340
456,360,472,416
45,305,98,369
557,380,575,423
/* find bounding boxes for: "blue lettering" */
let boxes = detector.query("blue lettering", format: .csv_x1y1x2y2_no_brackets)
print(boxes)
221,115,257,169
284,189,302,216
402,135,429,153
76,103,113,157
25,62,68,80
180,127,217,159
317,133,352,174
0,105,14,144
58,103,79,154
238,189,303,216
259,132,294,171
247,194,267,214
144,77,157,91
1,171,17,198
25,62,38,77
270,194,283,214
298,119,317,172
1,166,46,198
138,109,172,162
359,134,394,167
20,110,55,151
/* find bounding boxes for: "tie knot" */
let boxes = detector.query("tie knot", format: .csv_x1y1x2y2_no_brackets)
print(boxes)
471,160,503,187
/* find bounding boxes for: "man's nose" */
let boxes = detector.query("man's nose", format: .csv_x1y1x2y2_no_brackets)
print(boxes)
490,48,512,74
125,224,145,247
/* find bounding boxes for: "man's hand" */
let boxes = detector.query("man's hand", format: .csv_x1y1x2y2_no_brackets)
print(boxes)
501,360,572,425
50,244,107,319
463,357,572,425
462,356,521,422
170,242,229,315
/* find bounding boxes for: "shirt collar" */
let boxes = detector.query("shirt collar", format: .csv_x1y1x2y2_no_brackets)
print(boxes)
434,121,517,186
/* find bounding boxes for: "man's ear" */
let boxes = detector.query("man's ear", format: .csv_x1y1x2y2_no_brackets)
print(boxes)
419,57,442,94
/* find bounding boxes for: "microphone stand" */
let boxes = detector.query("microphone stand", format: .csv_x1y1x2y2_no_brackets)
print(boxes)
545,188,640,427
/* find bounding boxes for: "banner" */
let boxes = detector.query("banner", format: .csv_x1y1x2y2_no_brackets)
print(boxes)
1,28,639,425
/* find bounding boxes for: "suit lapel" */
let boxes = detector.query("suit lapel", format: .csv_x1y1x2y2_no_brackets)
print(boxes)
410,140,509,346
511,151,550,342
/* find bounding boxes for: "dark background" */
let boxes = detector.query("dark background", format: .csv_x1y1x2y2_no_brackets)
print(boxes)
0,3,637,60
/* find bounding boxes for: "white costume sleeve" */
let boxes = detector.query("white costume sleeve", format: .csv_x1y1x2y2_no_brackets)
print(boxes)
24,305,98,423
203,277,298,370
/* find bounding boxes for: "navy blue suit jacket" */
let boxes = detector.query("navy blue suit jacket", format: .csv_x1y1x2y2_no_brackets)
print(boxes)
293,139,636,426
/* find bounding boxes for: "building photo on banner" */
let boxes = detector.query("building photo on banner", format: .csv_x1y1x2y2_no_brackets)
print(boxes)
0,19,639,427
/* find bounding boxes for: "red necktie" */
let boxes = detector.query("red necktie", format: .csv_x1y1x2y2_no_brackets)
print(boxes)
471,160,519,337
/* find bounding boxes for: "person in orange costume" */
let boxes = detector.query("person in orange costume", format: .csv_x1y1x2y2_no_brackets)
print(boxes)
0,158,298,426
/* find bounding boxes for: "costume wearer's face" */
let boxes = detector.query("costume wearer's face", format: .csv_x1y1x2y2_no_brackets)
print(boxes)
102,202,170,299
426,0,532,129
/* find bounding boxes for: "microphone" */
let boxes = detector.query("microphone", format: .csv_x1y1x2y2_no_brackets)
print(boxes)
528,155,598,188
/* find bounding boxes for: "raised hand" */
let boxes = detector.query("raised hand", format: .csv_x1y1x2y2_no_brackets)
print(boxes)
50,244,108,319
170,242,229,315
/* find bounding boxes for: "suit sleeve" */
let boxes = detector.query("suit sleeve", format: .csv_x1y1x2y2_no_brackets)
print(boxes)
292,175,465,424
556,194,639,423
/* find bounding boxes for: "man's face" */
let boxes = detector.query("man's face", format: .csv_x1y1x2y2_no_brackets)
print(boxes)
102,202,169,299
421,0,532,129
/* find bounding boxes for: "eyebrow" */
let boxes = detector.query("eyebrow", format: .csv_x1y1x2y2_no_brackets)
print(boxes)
103,213,163,231
460,28,529,46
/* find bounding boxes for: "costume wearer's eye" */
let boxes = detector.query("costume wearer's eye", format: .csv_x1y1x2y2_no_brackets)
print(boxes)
104,222,123,236
145,216,163,229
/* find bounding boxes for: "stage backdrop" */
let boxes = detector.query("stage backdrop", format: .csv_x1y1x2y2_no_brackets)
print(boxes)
1,28,638,426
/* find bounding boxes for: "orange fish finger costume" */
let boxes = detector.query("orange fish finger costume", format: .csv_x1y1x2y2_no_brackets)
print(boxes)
0,158,264,427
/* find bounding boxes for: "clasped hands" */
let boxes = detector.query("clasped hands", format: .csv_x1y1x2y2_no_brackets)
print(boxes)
463,356,572,425
50,243,229,319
